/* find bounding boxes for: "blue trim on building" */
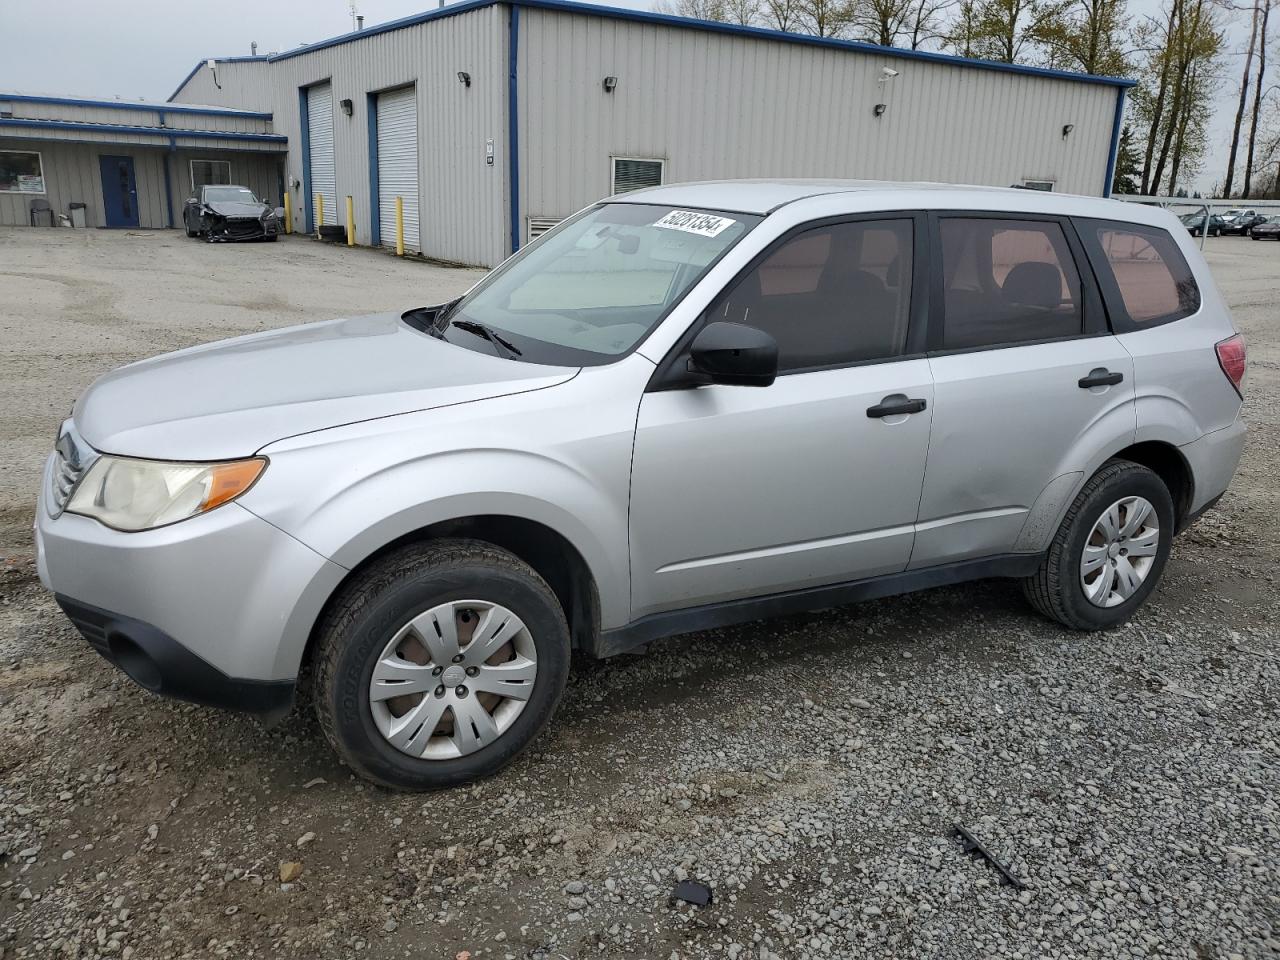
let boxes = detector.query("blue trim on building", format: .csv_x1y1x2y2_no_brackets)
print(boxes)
1102,87,1126,198
299,88,314,233
0,92,272,120
366,92,381,246
508,4,521,255
0,117,286,143
167,56,270,103
262,0,1134,88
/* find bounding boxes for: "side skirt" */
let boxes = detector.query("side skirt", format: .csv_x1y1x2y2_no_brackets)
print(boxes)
595,553,1046,658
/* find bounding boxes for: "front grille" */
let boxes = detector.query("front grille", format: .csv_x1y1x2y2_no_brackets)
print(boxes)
48,422,94,517
51,449,85,513
221,217,263,237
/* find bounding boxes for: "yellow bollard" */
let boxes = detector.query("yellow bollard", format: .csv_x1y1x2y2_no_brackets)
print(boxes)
315,193,324,238
346,195,355,247
283,192,292,235
395,196,405,256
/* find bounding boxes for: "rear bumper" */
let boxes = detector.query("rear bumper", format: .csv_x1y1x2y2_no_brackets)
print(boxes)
57,596,294,719
1180,417,1247,518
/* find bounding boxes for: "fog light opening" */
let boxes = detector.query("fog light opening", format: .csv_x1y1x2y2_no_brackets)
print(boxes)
107,633,163,691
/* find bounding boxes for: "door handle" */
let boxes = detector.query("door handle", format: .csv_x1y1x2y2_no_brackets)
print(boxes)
1078,369,1124,389
866,396,927,418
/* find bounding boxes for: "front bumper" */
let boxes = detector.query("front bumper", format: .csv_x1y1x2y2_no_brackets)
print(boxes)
37,451,347,710
208,217,279,242
57,596,294,718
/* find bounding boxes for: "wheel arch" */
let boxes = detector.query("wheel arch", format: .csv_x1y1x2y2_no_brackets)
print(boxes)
296,514,604,694
1107,440,1195,530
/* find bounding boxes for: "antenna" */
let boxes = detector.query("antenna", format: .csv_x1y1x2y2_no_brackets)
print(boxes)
349,1,359,31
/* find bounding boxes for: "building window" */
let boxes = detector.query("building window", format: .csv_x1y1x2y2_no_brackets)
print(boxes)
0,150,45,194
190,159,232,192
1022,180,1055,191
612,157,664,194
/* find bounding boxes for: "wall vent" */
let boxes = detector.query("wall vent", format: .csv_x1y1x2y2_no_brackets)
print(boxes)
527,217,562,243
612,157,664,194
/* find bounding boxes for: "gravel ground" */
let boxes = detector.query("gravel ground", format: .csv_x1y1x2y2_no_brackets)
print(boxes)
0,227,1277,960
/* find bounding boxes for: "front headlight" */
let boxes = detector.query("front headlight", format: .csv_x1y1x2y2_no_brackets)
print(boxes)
66,456,266,532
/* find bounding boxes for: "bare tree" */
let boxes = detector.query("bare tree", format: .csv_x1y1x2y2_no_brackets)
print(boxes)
762,0,801,28
1223,0,1261,197
798,0,855,35
852,0,917,43
1244,0,1273,196
655,0,728,18
908,0,955,46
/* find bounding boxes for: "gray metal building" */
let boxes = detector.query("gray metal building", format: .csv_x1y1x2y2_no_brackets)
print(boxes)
16,0,1127,265
0,95,286,230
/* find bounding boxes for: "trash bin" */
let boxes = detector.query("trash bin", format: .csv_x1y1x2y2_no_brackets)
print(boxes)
68,203,87,228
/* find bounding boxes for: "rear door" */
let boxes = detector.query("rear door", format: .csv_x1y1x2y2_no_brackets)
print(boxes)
629,214,934,620
910,213,1136,568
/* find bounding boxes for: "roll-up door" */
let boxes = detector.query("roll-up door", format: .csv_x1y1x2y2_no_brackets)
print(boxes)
377,86,420,250
307,83,337,228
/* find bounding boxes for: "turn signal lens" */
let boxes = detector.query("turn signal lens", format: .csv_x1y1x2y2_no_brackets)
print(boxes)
204,459,267,511
1215,334,1246,396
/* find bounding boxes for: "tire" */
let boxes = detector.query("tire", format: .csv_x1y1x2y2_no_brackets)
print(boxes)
266,234,278,242
185,222,197,238
1022,460,1175,631
314,539,571,790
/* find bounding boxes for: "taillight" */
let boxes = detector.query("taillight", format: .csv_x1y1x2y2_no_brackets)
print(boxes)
1215,334,1246,396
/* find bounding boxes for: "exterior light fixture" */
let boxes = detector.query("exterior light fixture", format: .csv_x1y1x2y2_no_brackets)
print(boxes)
457,71,471,87
603,76,618,92
878,67,899,83
873,103,887,117
1062,123,1074,139
340,98,353,117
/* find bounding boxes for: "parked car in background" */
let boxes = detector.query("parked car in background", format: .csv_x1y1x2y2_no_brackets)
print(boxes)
183,185,280,242
1219,209,1266,235
37,181,1247,790
1249,216,1280,240
1180,212,1225,237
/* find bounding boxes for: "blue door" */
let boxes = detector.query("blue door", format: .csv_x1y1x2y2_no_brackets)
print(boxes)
99,155,139,228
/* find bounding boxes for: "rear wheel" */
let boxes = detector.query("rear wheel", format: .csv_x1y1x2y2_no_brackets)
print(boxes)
314,540,571,790
1023,461,1174,631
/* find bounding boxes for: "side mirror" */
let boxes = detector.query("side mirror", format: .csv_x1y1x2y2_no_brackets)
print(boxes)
688,321,778,387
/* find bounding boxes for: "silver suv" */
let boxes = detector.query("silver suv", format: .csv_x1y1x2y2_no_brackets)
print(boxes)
36,181,1247,790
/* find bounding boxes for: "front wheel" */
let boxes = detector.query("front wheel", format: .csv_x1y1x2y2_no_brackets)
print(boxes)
314,540,571,790
1023,461,1174,631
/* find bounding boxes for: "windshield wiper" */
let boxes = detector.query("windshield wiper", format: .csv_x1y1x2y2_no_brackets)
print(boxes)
449,319,523,359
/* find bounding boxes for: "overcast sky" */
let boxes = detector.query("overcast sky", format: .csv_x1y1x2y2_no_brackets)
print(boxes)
0,0,1258,194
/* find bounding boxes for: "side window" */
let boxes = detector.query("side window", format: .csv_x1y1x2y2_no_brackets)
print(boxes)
939,218,1083,350
1090,224,1199,326
709,219,914,371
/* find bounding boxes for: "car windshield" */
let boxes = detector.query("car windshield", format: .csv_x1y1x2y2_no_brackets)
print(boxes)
205,186,259,204
1224,209,1243,218
439,203,761,364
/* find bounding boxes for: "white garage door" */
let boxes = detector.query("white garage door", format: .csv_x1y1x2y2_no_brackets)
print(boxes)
307,82,337,228
377,86,420,251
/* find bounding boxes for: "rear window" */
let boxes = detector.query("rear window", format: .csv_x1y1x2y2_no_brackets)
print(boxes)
1089,224,1200,326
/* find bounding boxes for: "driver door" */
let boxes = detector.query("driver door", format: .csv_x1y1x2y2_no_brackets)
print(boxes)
628,215,934,620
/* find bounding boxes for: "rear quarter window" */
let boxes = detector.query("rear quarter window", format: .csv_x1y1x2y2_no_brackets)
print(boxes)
1080,220,1200,331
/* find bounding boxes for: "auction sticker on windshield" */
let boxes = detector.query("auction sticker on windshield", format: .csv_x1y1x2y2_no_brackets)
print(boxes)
653,210,737,238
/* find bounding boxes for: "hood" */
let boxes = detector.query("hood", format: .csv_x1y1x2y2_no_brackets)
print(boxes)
207,200,270,218
74,312,577,460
